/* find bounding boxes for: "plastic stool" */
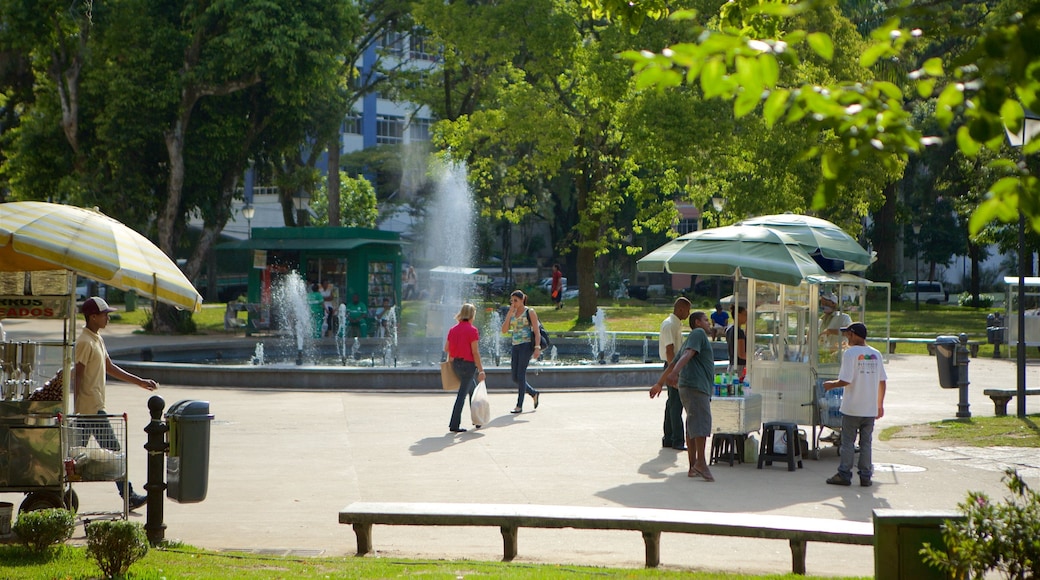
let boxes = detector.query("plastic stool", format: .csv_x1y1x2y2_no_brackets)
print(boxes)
710,433,746,466
757,422,803,471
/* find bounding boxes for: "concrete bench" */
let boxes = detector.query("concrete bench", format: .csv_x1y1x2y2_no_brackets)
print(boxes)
887,338,979,358
339,501,874,575
982,388,1040,416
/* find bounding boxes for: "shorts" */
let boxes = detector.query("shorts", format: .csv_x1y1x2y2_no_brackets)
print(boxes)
678,388,712,438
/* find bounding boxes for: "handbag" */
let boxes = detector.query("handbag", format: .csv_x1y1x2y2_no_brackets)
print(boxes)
470,380,491,426
440,361,460,391
525,309,552,350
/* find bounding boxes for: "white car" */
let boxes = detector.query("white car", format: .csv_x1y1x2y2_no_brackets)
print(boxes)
902,281,948,304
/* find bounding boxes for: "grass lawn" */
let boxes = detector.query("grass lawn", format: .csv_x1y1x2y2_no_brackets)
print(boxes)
881,414,1040,447
0,543,868,579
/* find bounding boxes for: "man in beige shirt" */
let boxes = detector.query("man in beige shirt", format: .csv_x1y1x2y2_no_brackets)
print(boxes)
74,297,158,510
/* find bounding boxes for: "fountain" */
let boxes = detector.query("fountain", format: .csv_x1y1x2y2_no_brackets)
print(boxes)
107,161,666,390
590,308,616,364
251,343,265,366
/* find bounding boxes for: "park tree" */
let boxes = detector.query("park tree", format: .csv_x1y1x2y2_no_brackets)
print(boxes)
584,0,1040,246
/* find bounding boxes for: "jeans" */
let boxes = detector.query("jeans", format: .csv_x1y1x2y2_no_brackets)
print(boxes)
511,342,538,408
449,359,477,430
663,386,685,446
838,414,875,480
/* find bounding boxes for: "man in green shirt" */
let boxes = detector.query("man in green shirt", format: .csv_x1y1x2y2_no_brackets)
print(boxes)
650,311,716,482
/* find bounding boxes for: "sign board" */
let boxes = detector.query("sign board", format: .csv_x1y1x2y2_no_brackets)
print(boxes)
253,250,267,269
0,296,70,319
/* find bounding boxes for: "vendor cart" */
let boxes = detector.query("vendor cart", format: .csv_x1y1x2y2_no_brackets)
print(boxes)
0,201,203,517
638,216,891,460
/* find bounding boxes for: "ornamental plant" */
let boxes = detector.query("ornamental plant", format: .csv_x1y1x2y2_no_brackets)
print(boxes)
920,469,1040,579
85,519,149,578
11,508,75,553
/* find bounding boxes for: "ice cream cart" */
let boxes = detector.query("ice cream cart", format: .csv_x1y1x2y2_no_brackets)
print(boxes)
0,202,203,516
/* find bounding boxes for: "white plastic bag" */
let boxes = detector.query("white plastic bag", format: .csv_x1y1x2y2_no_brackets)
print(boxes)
471,380,491,427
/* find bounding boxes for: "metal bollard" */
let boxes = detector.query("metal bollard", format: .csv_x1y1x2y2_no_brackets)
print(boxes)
955,334,971,418
144,395,169,545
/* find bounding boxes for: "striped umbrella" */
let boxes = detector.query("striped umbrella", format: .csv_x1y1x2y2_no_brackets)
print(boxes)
0,201,202,312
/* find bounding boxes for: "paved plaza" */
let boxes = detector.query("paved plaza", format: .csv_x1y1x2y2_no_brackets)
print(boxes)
4,317,1040,576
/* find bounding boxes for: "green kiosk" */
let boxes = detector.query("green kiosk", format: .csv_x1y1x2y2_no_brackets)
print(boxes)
218,227,403,336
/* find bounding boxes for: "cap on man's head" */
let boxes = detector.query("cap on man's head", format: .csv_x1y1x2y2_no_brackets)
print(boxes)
840,322,867,339
821,292,838,303
81,297,116,317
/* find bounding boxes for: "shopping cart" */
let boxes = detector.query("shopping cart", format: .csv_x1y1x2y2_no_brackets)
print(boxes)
61,413,129,519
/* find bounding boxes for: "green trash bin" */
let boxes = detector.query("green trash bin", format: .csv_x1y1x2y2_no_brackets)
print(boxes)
125,290,137,312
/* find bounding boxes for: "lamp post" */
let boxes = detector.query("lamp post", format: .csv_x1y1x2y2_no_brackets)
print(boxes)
912,222,921,311
293,189,311,227
1004,107,1040,418
710,195,727,300
503,194,516,288
242,204,255,239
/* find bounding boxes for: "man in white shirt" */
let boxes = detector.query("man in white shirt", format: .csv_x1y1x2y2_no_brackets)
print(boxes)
652,297,690,450
823,323,887,488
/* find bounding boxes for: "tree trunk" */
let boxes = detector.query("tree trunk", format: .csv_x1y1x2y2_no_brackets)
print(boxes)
870,183,900,282
328,136,341,226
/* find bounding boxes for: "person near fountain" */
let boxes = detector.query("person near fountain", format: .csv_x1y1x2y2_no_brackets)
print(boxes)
551,264,564,309
73,297,158,510
501,290,541,414
445,303,486,433
649,311,716,482
710,303,729,341
346,293,369,337
308,283,324,338
375,297,394,338
402,265,418,301
321,281,338,337
651,297,690,451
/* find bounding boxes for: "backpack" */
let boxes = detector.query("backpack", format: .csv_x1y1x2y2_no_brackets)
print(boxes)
525,308,552,350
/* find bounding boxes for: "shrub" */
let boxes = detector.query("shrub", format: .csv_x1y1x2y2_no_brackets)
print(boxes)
920,469,1040,579
85,519,149,578
12,508,75,553
957,292,994,308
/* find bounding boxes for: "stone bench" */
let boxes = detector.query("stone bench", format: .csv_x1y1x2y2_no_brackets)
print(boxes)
886,338,979,358
982,388,1040,416
339,501,873,575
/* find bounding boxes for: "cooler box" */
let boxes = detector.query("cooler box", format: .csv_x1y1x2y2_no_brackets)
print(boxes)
711,393,762,434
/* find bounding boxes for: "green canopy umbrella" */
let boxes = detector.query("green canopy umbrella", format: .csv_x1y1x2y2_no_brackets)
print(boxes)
637,225,826,286
739,214,872,271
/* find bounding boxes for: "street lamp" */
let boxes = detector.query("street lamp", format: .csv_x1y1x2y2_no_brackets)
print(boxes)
242,204,255,239
1004,107,1040,418
503,194,516,289
293,189,311,227
912,222,921,311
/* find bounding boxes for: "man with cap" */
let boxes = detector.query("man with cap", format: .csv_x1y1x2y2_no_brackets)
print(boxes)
74,296,158,510
822,322,887,487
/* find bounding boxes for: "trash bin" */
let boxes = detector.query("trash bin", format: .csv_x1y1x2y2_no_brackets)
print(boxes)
165,400,213,503
125,290,137,312
934,335,960,389
986,313,1004,344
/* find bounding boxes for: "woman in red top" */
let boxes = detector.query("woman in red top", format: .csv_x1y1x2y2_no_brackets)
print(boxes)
445,303,485,433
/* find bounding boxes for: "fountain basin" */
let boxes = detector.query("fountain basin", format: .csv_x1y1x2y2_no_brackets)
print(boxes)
111,338,670,390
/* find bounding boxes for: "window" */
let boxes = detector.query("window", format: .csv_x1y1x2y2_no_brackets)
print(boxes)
343,115,362,135
677,218,699,235
409,30,437,61
408,117,431,142
376,115,405,144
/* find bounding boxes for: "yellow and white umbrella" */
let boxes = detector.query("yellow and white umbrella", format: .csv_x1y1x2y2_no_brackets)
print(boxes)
0,201,202,312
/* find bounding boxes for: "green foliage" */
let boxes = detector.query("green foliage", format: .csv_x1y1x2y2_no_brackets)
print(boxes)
957,292,994,308
12,508,75,553
85,519,149,578
311,172,379,228
920,469,1040,579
